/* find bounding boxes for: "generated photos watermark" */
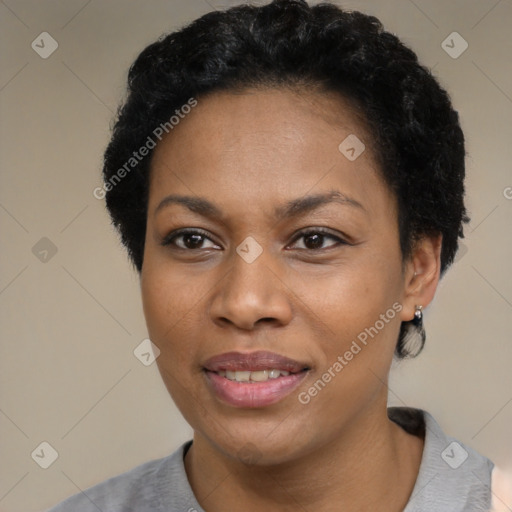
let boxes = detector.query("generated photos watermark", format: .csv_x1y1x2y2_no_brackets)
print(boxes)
93,97,198,200
298,302,403,404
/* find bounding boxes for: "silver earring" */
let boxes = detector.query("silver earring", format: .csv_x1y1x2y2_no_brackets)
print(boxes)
413,305,423,323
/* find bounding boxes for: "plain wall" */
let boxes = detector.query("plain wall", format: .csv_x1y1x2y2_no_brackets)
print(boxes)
0,1,511,510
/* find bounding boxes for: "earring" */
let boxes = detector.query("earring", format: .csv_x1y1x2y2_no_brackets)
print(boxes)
399,305,426,358
413,305,423,325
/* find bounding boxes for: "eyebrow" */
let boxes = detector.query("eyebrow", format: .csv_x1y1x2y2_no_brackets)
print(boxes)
154,190,365,221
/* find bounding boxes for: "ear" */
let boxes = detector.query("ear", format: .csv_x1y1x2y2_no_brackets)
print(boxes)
400,234,443,323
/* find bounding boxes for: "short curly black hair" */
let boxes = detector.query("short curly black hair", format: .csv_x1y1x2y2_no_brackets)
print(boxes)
101,0,469,358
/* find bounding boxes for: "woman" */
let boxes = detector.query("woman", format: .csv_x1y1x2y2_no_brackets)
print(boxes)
46,1,510,510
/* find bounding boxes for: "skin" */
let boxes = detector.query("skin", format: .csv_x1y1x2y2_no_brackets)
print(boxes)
140,87,442,511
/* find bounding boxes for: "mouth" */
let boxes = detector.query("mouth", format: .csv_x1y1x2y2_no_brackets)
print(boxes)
203,351,310,408
215,368,297,382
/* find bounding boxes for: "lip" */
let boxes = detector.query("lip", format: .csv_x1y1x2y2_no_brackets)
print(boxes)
203,350,308,373
203,351,310,408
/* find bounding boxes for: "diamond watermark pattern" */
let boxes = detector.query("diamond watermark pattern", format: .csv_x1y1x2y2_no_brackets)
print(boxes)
236,236,263,264
32,237,58,263
441,32,468,59
31,32,59,59
454,241,468,263
338,134,365,161
134,338,161,366
31,441,59,469
441,441,468,469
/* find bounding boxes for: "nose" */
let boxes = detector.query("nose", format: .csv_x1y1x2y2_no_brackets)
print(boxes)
209,248,293,332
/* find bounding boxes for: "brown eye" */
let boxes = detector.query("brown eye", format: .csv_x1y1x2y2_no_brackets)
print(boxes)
290,229,346,251
162,229,220,250
303,233,326,250
180,233,206,249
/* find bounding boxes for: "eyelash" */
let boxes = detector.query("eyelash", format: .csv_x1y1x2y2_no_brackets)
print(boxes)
161,227,348,252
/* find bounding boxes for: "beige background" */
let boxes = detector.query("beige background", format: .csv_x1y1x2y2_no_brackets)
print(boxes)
0,1,511,511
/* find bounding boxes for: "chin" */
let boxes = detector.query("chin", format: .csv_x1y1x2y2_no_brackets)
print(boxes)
198,418,319,467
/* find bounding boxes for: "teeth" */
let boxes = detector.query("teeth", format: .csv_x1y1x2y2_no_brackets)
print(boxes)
250,370,268,382
218,369,293,382
235,371,251,382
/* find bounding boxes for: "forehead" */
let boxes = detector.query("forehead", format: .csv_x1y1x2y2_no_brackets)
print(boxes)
153,86,373,155
148,87,392,221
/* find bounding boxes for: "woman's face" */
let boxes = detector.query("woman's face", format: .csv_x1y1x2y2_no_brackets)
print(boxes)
141,88,415,464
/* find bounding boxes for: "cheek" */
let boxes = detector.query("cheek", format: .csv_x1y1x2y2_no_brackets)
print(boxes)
140,262,204,363
290,253,402,337
294,280,400,435
292,252,403,396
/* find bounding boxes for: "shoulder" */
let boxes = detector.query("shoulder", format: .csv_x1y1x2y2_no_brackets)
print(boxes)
389,407,495,512
44,442,192,512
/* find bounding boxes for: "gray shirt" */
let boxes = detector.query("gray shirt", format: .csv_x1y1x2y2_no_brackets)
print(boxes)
45,407,494,511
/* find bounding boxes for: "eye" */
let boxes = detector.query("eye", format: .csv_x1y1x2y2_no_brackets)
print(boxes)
162,227,348,252
162,229,221,250
289,228,347,251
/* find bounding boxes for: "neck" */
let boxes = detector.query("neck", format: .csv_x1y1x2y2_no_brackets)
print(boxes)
184,397,424,512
